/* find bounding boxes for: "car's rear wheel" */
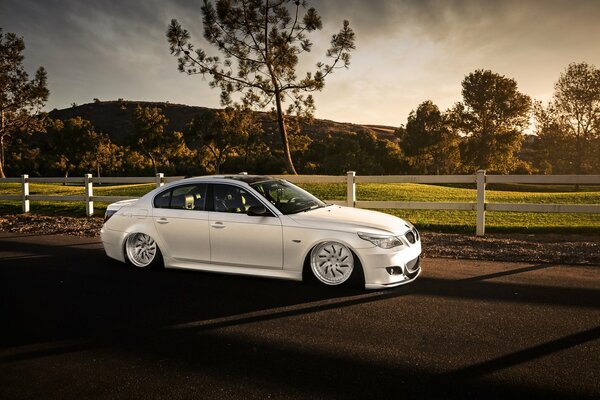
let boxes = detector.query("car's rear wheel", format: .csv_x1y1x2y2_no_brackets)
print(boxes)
310,241,355,286
125,233,162,268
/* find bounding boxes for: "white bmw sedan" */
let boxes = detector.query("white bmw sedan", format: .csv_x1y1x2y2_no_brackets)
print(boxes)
101,175,421,289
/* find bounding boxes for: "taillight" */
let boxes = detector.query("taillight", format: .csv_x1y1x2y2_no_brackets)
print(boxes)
104,209,117,223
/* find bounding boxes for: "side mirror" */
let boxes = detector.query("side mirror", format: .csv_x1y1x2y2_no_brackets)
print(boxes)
247,205,269,216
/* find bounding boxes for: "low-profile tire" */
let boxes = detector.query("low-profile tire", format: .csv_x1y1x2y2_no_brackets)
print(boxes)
124,233,163,269
309,241,360,286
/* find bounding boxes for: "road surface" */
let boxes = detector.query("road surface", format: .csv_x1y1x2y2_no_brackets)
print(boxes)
1,232,599,399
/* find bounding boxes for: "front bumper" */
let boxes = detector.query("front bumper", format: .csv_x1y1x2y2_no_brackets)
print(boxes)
364,264,421,289
360,241,422,289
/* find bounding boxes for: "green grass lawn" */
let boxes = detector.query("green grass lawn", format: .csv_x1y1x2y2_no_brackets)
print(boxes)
0,183,155,216
1,182,598,234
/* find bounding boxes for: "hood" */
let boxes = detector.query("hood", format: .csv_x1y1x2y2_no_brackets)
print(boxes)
287,205,411,235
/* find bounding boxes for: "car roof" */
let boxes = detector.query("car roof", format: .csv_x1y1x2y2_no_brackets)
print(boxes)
222,174,274,184
181,174,275,185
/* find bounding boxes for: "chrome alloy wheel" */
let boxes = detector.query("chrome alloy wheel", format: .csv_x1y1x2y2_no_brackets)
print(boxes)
310,242,355,285
125,233,157,267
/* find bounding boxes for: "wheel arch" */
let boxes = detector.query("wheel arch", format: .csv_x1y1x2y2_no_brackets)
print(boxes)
301,239,366,287
118,220,168,264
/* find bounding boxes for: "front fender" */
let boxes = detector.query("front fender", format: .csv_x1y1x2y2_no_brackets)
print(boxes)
282,226,372,273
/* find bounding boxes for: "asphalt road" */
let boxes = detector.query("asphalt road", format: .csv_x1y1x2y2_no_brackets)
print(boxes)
1,232,599,399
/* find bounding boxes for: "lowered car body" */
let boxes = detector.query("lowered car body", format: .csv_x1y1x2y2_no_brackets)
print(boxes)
101,175,421,289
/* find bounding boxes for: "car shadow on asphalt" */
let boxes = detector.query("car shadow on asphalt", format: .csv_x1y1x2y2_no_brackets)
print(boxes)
2,240,599,343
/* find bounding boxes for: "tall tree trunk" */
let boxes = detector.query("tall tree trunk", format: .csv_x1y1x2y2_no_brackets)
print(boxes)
209,146,220,174
264,8,297,176
274,91,297,174
0,138,5,178
149,154,157,176
0,111,5,178
575,130,582,191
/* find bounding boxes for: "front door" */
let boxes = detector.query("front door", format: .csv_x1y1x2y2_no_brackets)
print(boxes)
209,184,283,269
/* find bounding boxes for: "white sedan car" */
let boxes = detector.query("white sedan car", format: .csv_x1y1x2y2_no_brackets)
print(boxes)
101,175,421,289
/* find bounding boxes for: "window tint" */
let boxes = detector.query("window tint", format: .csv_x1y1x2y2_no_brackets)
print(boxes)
250,180,325,214
154,190,171,208
213,184,263,214
153,184,207,210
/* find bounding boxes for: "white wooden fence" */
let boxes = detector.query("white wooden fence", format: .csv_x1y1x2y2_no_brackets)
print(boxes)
1,171,599,236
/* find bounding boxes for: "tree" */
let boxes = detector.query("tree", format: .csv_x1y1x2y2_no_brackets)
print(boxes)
0,29,49,177
401,100,461,174
531,102,573,174
542,62,600,174
47,117,103,177
186,107,260,173
3,128,44,176
304,129,403,175
80,134,122,178
451,70,531,173
131,106,185,175
167,0,356,174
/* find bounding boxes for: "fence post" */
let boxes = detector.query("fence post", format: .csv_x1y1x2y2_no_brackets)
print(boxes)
84,173,93,217
476,170,486,236
156,173,164,188
21,174,30,213
346,171,356,207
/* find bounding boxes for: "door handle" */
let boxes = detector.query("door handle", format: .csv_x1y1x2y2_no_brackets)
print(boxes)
211,221,225,229
156,218,169,224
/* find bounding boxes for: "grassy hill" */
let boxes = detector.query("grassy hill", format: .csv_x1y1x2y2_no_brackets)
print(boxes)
49,100,399,145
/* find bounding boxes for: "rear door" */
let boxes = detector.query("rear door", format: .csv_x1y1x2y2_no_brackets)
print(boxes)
152,183,210,263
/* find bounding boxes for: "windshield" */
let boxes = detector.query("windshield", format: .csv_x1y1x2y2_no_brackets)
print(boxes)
250,180,327,215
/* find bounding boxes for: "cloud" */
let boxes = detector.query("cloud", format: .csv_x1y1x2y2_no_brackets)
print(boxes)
2,0,600,125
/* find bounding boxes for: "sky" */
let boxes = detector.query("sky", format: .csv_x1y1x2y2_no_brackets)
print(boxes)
2,0,600,127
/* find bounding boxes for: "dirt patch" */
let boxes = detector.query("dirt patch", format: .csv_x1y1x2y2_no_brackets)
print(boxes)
1,214,598,265
422,232,599,265
0,214,104,237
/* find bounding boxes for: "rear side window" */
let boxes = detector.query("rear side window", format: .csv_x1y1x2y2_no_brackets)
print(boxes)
153,184,207,210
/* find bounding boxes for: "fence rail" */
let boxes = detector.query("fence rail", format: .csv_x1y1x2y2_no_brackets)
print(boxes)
1,171,599,236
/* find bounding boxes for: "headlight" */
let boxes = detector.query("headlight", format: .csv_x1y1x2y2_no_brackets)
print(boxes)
358,232,404,249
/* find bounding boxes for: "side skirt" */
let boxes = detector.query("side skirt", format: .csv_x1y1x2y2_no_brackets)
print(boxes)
166,262,303,282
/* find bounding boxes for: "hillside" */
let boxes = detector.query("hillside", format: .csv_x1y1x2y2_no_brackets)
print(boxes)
49,101,399,145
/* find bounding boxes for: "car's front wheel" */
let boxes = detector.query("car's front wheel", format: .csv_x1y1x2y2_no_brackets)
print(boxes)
310,241,356,286
125,233,162,268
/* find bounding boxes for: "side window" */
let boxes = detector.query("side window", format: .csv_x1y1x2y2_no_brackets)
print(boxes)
213,184,262,214
153,184,207,210
154,190,171,208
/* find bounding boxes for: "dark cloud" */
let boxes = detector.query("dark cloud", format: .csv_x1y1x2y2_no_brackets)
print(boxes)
2,0,600,124
315,0,600,43
1,0,217,109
